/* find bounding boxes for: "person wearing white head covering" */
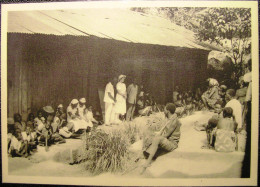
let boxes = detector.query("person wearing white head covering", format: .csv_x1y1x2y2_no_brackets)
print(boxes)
114,75,127,123
67,99,81,132
201,78,221,110
78,98,86,119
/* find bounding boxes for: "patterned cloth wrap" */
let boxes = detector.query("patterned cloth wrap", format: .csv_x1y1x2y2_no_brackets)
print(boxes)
214,129,237,152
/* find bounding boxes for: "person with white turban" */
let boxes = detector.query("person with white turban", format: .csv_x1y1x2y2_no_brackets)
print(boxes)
201,78,221,110
66,99,82,132
78,98,86,119
114,75,127,123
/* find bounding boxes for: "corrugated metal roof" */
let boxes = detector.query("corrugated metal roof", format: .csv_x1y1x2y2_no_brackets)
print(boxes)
8,9,216,50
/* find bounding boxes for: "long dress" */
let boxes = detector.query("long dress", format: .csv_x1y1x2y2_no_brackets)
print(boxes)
114,82,127,115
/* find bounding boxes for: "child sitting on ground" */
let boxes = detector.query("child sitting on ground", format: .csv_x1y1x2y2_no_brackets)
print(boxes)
84,106,97,129
9,129,29,158
21,126,37,151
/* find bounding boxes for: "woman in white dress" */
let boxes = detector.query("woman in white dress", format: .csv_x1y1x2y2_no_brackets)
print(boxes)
114,75,127,123
67,99,87,132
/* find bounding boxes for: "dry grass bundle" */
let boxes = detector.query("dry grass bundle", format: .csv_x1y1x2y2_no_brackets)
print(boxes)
122,122,142,144
81,130,131,175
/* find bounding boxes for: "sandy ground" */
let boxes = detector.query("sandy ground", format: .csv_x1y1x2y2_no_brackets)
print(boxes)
8,111,245,178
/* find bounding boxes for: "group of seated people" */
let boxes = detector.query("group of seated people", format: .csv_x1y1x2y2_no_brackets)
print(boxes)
7,98,99,158
198,72,251,152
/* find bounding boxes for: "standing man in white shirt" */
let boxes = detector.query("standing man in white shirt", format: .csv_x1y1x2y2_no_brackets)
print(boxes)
104,77,117,126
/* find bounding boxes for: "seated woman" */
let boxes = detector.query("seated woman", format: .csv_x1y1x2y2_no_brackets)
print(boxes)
203,107,237,150
214,107,237,152
201,78,221,111
67,99,89,133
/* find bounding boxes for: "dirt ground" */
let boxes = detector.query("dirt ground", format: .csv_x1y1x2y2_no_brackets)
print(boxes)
8,111,245,178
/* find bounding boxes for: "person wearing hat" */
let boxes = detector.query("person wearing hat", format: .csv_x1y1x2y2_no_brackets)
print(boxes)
126,77,139,121
104,76,117,126
114,75,127,123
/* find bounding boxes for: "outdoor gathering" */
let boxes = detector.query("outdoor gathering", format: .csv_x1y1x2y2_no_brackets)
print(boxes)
3,4,255,181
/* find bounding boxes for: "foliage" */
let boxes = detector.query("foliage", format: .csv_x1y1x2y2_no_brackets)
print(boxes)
196,8,251,87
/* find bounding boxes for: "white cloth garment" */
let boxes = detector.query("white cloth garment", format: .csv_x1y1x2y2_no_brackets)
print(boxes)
77,105,86,119
67,104,88,132
114,82,127,114
104,82,115,103
105,102,115,124
9,136,22,152
225,99,243,129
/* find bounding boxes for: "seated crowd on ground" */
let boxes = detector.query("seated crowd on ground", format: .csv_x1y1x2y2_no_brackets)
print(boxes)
7,98,99,158
7,60,251,163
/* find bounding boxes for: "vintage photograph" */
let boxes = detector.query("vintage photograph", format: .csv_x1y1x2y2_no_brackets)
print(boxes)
1,1,258,186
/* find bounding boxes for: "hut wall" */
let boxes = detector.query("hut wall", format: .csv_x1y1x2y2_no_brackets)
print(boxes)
7,33,209,119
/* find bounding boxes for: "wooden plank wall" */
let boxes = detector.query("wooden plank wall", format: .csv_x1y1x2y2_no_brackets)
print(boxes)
7,33,209,119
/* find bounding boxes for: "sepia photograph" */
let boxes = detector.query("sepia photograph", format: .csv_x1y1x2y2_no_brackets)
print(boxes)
1,1,258,186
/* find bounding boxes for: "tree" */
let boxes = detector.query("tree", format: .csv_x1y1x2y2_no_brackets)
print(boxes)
196,8,251,87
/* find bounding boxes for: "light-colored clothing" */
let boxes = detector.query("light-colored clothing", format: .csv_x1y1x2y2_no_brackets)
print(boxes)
67,104,88,132
173,91,179,103
105,102,115,124
114,82,127,114
225,99,243,129
214,129,236,152
9,136,22,153
59,127,72,138
67,105,78,122
21,132,36,142
244,72,252,102
127,84,138,104
104,82,115,104
78,105,86,119
14,122,26,132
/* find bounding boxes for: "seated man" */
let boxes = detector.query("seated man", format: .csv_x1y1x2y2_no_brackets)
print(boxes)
140,103,181,174
214,107,237,152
